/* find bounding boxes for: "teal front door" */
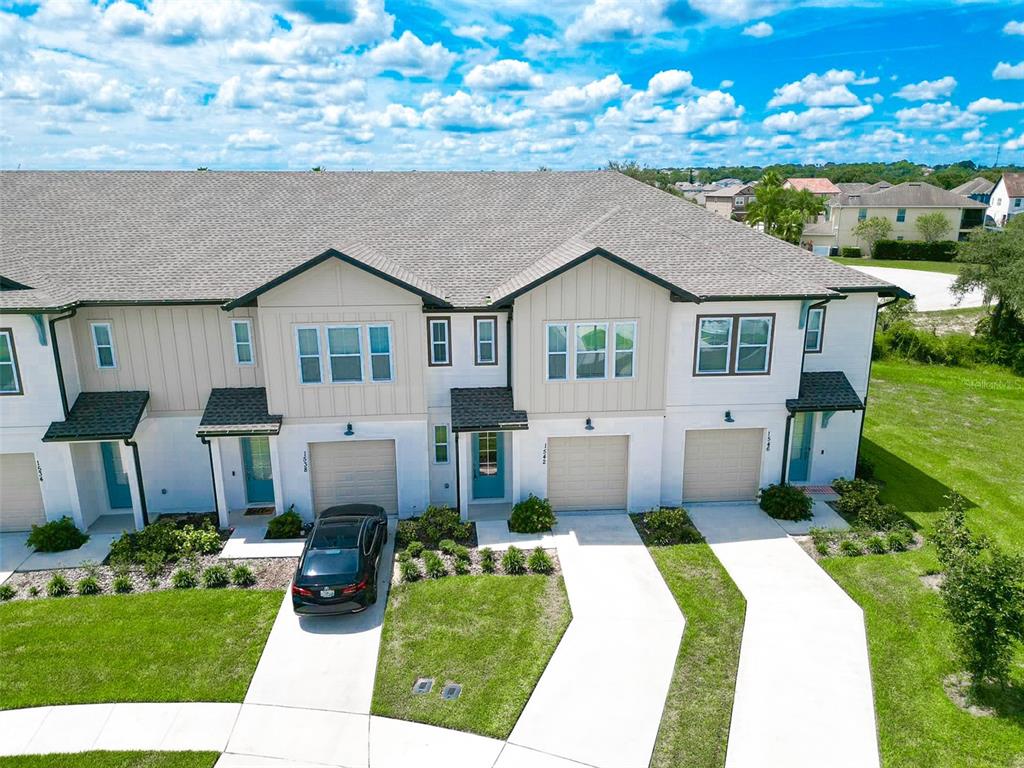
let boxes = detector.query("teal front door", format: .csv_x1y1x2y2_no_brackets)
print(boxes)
241,436,275,504
472,432,504,499
100,441,132,509
788,412,815,483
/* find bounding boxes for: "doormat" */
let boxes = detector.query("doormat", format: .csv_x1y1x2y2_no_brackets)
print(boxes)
244,507,275,516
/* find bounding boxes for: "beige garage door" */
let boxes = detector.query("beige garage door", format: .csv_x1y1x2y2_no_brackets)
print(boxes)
310,440,398,515
547,436,628,512
682,429,763,502
0,453,45,532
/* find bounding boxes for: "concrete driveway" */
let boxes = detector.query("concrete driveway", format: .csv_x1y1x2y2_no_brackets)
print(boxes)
0,532,33,584
847,265,985,311
688,503,879,768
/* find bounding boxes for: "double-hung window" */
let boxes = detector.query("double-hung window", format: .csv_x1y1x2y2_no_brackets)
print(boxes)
91,322,117,369
326,325,362,383
695,315,774,375
696,317,733,374
0,329,22,395
475,317,497,365
896,208,906,223
433,425,449,463
804,307,825,353
546,323,568,380
857,207,867,221
736,317,772,373
613,322,636,378
232,319,254,365
296,327,323,384
428,318,451,366
575,323,607,379
368,325,393,382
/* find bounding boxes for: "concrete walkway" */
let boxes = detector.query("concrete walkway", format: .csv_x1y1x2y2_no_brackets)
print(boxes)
0,532,32,584
219,512,306,560
847,264,984,311
688,502,880,768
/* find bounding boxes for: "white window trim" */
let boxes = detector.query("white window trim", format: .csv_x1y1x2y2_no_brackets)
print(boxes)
696,317,734,375
367,324,394,383
428,318,450,366
325,324,364,384
736,316,773,374
90,322,117,369
575,322,609,380
295,326,323,385
545,322,569,382
232,319,255,366
433,424,450,464
0,330,22,395
804,308,824,353
475,317,497,365
613,321,637,380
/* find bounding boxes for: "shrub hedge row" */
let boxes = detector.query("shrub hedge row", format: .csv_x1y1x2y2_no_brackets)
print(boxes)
872,239,958,261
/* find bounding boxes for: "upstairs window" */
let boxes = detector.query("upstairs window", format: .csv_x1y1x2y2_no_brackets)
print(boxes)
696,317,732,374
695,315,774,375
91,322,117,369
326,325,362,383
736,317,773,373
857,207,867,221
805,307,825,353
896,208,906,223
296,327,322,384
575,323,607,379
433,425,449,463
546,323,568,380
428,318,451,366
474,316,497,365
0,329,22,395
368,325,393,382
232,319,254,365
614,322,636,378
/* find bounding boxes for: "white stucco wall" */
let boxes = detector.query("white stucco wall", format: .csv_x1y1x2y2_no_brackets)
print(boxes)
0,314,65,429
424,313,508,408
134,415,215,515
800,410,862,485
802,293,877,397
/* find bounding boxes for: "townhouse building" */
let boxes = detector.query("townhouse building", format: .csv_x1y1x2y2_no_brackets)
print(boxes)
0,171,907,532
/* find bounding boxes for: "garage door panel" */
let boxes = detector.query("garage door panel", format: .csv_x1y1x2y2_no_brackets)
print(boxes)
310,440,398,515
0,453,46,532
548,436,628,512
682,429,762,502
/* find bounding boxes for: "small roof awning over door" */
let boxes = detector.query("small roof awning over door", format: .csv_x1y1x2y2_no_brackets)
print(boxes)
197,387,282,437
42,391,149,442
786,371,864,413
450,387,528,433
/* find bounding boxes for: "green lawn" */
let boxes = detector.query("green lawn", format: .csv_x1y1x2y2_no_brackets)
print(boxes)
648,543,745,768
0,590,282,710
0,753,218,768
831,256,962,275
823,360,1024,767
371,574,571,739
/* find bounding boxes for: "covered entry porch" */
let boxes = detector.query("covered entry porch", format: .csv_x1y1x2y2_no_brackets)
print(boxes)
784,371,865,485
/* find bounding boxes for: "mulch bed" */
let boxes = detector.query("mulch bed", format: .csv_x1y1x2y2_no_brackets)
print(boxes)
390,544,561,584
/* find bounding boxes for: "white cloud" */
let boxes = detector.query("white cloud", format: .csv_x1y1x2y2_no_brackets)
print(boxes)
143,87,187,121
452,23,512,42
967,97,1024,113
742,21,773,38
993,61,1024,80
366,31,455,79
515,137,578,154
767,70,862,108
602,88,745,135
100,0,275,45
226,128,279,150
647,70,694,98
1003,20,1024,35
894,101,976,130
892,76,956,101
540,74,626,113
962,128,982,142
422,90,534,131
719,79,734,89
1004,132,1024,151
763,105,873,139
688,0,786,22
1,69,133,113
464,60,542,90
565,0,670,45
520,34,561,58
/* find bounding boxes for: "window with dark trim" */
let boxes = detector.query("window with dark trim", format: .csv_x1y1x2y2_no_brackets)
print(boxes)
0,328,23,395
804,307,825,353
474,316,497,365
427,317,451,366
694,314,775,375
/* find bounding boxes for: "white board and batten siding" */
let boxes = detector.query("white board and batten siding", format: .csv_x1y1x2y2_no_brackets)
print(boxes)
547,435,628,512
309,439,399,515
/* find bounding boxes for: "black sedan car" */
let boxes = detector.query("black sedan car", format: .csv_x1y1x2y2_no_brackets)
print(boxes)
291,504,388,615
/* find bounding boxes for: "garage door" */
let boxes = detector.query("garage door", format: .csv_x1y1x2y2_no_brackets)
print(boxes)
0,453,45,532
309,440,398,515
547,436,628,512
682,429,763,502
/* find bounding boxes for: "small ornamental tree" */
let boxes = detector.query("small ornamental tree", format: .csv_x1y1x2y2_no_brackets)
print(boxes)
852,216,894,256
915,211,952,242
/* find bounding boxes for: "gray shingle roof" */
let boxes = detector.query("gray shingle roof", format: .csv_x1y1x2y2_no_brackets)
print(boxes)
836,181,987,208
786,371,864,412
1,170,900,310
450,387,528,432
950,177,995,196
197,387,282,437
42,391,149,442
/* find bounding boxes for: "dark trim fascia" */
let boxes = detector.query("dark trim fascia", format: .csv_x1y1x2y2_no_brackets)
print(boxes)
2,299,227,314
836,285,914,300
673,292,840,303
222,248,450,310
0,276,33,291
43,431,138,443
785,405,864,414
491,247,702,307
452,423,529,434
196,428,281,438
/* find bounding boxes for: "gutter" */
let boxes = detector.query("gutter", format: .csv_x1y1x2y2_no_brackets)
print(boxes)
506,309,513,390
199,437,220,522
47,308,77,419
123,438,150,526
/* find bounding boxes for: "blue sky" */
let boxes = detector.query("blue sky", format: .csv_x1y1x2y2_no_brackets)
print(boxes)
1,0,1023,170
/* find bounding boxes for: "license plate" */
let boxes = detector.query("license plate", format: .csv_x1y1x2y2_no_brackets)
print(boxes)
320,588,335,598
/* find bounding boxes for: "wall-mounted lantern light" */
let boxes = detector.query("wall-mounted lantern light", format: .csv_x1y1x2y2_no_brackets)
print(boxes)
585,417,594,431
724,410,735,423
344,423,354,436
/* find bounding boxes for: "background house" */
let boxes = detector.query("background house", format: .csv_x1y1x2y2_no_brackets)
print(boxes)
951,177,995,206
987,172,1024,227
704,183,757,220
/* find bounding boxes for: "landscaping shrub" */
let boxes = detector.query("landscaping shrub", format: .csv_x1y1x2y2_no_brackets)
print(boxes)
176,524,222,557
509,494,556,534
395,520,418,548
141,551,166,579
479,547,497,574
873,239,958,261
148,578,159,589
27,517,88,553
438,539,458,556
886,527,914,552
399,558,422,583
453,557,471,575
396,550,411,564
76,574,102,595
28,586,39,597
230,564,256,588
634,507,703,545
47,573,71,597
266,510,304,539
418,505,472,545
501,546,527,575
838,538,862,557
528,547,554,574
932,493,978,569
108,518,178,563
758,483,813,521
832,477,902,530
0,584,15,601
112,574,133,593
422,550,447,578
865,534,889,554
406,541,425,558
839,246,862,258
171,568,198,589
809,527,833,556
202,564,231,589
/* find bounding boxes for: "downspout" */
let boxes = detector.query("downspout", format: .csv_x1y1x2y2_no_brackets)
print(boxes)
199,436,219,523
47,308,77,418
505,309,513,390
854,294,902,473
784,298,832,484
123,438,150,526
454,431,462,517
